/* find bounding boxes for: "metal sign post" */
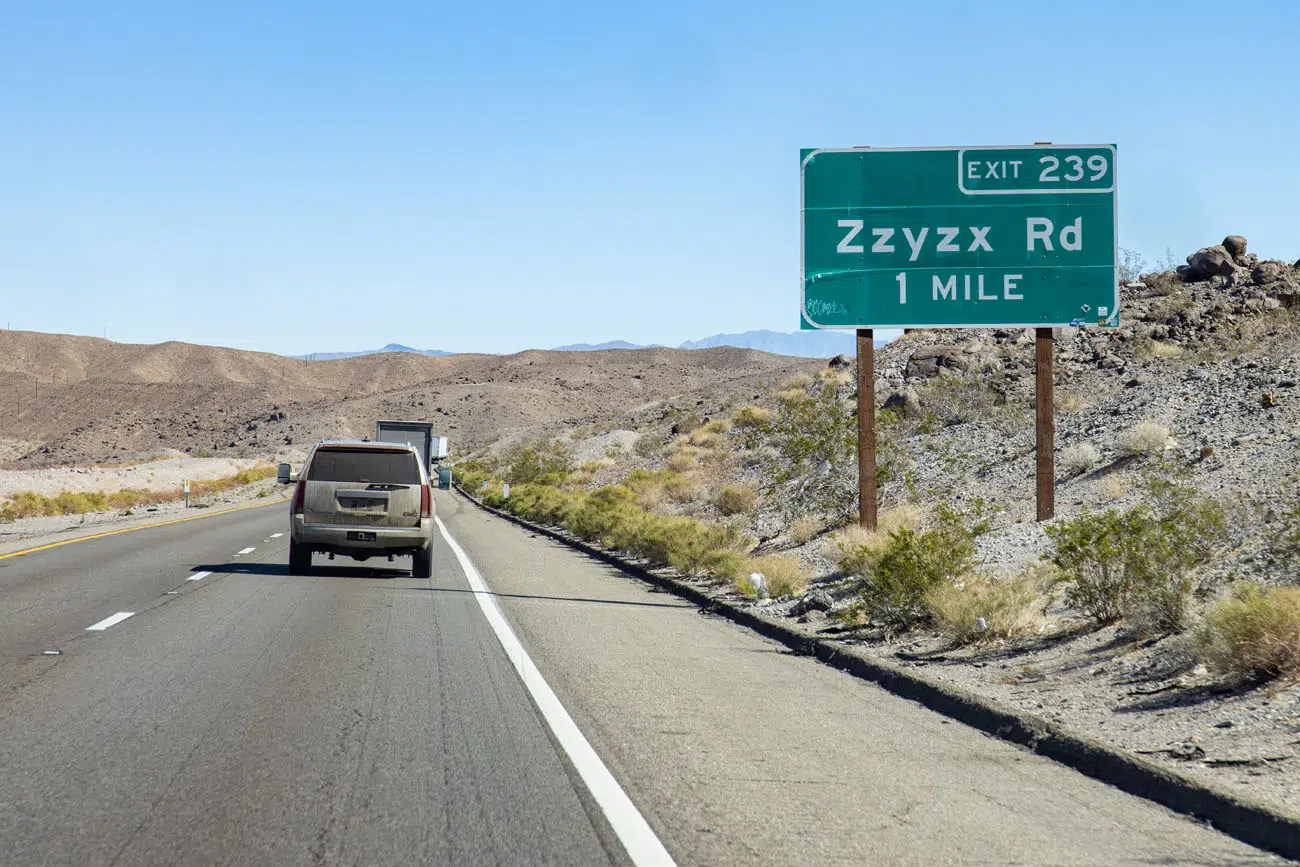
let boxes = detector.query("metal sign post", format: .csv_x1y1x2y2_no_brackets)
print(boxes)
856,329,877,530
801,144,1117,523
1036,329,1056,520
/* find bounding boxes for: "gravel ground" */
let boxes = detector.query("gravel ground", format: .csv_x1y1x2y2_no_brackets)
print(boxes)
0,453,270,500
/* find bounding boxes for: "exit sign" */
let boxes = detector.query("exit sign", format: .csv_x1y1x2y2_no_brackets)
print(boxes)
800,145,1118,330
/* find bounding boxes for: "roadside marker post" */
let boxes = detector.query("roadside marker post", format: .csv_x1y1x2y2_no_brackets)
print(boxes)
801,143,1117,524
184,478,191,509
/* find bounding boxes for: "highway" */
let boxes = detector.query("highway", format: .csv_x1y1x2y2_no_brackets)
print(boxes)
0,490,1284,866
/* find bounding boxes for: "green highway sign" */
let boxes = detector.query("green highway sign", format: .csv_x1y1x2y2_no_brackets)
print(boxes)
801,145,1118,330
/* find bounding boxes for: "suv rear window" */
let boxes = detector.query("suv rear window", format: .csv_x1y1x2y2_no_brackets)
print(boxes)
307,448,421,485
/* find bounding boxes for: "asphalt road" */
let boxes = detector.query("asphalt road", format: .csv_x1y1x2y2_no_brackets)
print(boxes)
0,490,1286,866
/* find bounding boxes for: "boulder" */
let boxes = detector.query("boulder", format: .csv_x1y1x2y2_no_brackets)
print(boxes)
1252,260,1289,285
828,354,852,370
905,344,966,379
792,589,834,615
1182,245,1242,282
1223,234,1248,263
881,387,922,418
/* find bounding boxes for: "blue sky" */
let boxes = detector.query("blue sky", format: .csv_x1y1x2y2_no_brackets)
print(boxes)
2,0,1298,356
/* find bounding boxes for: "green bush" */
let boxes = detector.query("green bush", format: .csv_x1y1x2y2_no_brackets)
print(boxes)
1045,483,1226,630
500,441,572,485
1197,582,1300,681
851,506,978,633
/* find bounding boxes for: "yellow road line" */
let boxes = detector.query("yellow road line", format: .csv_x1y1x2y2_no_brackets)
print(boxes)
0,497,291,562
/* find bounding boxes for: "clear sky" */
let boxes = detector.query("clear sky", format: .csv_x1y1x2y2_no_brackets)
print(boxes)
2,0,1298,356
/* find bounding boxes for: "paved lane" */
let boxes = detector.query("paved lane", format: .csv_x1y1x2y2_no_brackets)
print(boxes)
0,503,629,866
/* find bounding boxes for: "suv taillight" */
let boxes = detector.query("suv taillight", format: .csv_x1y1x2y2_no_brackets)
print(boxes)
292,480,306,515
420,484,431,518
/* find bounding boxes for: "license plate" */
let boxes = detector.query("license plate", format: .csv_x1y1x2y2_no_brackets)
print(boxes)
347,531,377,542
343,498,384,510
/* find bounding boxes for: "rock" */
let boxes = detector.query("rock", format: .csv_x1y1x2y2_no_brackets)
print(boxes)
1223,234,1248,262
1252,261,1288,285
1232,433,1259,446
1182,245,1242,282
828,354,852,370
906,345,968,379
881,387,922,418
1098,354,1123,370
799,609,829,625
1169,743,1207,761
793,589,834,615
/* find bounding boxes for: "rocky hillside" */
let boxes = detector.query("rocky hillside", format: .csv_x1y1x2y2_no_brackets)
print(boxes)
0,332,821,469
459,236,1300,819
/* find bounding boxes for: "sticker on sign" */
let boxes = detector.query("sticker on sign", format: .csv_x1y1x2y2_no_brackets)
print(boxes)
801,144,1118,330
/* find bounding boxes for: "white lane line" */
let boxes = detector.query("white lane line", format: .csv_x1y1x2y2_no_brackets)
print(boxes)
270,533,283,539
435,517,676,867
86,612,135,631
188,571,213,582
236,547,255,555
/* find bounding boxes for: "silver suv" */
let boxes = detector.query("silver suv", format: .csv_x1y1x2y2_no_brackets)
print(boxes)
289,440,434,577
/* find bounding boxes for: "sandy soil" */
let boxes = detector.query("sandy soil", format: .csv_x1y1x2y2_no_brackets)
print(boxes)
0,454,271,500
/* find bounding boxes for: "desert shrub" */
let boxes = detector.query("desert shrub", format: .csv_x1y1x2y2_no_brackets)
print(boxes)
1119,247,1147,283
666,521,752,581
789,517,821,545
926,569,1049,644
1060,443,1100,474
1116,421,1171,457
820,368,853,387
780,373,813,391
1197,582,1300,681
715,485,757,516
583,457,617,472
829,505,925,574
673,411,703,436
850,506,979,633
0,466,275,519
778,388,809,404
1057,391,1094,413
506,484,584,526
921,373,1027,432
666,449,698,473
633,434,661,458
687,428,723,449
702,418,733,435
1136,339,1183,360
664,473,703,503
500,440,573,485
733,405,773,429
1098,475,1128,500
771,384,859,520
1045,483,1226,630
567,485,640,544
737,554,810,598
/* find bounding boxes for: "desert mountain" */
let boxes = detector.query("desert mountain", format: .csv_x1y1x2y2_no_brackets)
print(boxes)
0,331,820,469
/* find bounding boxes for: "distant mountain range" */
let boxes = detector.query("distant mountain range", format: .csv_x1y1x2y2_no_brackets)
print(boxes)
294,330,897,361
291,343,453,361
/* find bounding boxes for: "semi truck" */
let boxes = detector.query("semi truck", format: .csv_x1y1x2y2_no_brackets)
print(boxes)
375,420,451,487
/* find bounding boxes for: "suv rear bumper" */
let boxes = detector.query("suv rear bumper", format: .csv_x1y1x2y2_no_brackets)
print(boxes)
292,515,433,556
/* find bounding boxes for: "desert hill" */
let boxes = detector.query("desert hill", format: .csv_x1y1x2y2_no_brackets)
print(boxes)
0,330,821,468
